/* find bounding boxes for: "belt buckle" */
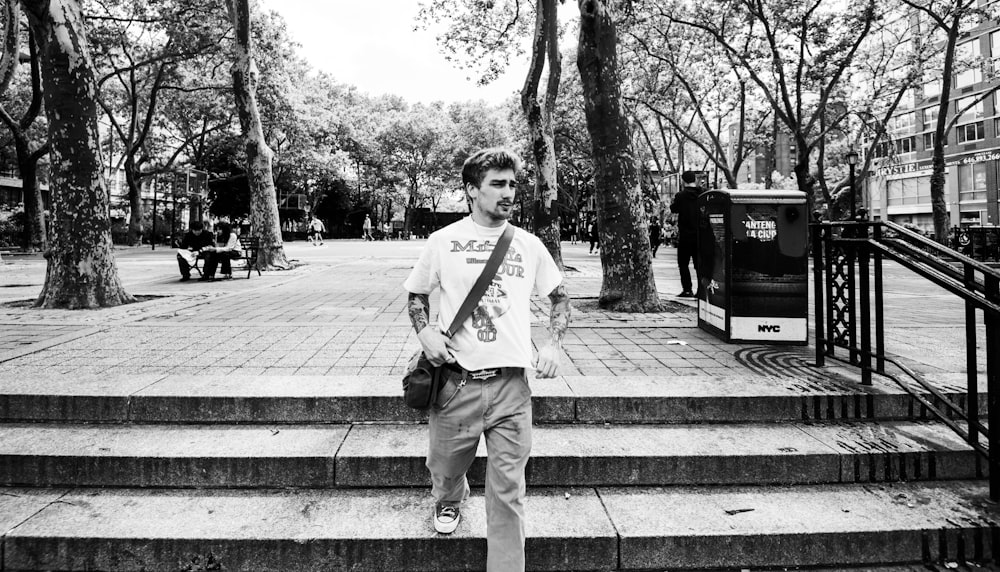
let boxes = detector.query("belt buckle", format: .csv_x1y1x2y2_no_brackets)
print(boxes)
469,368,498,381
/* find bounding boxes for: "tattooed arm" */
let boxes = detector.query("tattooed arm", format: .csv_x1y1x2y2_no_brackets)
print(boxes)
407,292,430,334
407,292,454,366
535,283,571,378
547,284,571,344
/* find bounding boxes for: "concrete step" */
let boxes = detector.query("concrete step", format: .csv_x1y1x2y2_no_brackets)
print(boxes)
3,481,998,571
0,373,986,424
0,421,982,488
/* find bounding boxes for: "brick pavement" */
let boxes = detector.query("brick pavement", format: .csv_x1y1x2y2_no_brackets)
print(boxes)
0,325,89,352
0,240,978,382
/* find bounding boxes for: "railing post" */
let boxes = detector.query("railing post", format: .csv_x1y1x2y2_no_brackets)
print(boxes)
847,224,859,365
824,225,836,358
858,222,872,385
812,217,825,367
873,222,885,374
985,275,1000,500
964,264,979,451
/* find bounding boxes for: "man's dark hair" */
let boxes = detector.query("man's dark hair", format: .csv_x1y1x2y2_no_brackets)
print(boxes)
681,171,697,184
462,147,522,189
190,220,204,231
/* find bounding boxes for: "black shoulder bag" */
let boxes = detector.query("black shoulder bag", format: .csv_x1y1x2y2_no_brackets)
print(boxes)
403,225,515,410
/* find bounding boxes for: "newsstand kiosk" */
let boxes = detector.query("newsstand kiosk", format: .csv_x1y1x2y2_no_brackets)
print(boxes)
696,189,808,344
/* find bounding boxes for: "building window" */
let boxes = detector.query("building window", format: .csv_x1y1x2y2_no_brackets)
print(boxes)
922,78,941,98
958,163,987,202
955,40,984,87
887,180,902,206
923,131,947,149
923,106,939,128
956,121,985,143
898,136,916,154
992,30,1000,71
874,140,890,158
887,175,932,206
956,95,984,122
891,111,916,134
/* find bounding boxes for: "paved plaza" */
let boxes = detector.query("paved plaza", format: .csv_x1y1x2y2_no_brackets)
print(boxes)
0,238,984,381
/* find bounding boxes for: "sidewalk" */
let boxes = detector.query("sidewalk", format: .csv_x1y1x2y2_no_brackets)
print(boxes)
0,238,975,381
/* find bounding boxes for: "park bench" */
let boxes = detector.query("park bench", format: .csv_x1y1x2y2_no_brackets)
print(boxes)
235,236,262,278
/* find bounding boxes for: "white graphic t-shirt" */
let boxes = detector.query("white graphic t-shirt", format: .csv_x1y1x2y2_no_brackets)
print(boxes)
403,217,563,371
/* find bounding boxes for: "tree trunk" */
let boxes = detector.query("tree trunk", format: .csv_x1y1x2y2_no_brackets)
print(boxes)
792,139,818,203
227,0,289,269
522,0,563,270
18,150,46,251
0,24,47,251
0,0,18,95
577,0,660,312
23,0,133,309
404,190,417,238
930,15,961,244
125,157,142,245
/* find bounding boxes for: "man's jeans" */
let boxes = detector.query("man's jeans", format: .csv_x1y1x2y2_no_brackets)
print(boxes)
677,240,699,293
427,366,532,572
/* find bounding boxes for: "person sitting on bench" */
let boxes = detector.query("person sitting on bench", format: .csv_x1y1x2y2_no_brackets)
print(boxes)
199,222,242,282
176,220,214,282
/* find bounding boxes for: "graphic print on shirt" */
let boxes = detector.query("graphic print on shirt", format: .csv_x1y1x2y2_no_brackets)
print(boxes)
472,278,509,342
449,236,526,344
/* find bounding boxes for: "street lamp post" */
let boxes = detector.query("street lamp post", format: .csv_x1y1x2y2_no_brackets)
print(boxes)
846,148,859,220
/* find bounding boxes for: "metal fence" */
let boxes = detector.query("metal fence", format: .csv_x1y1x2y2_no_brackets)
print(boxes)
953,226,1000,263
813,217,1000,497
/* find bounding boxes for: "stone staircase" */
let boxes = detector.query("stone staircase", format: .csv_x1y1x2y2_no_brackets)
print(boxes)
1,372,997,571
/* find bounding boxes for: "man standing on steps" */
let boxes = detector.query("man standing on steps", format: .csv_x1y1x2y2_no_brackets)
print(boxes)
670,171,703,297
404,147,571,572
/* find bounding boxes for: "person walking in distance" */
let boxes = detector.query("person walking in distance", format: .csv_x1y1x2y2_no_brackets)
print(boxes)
649,218,662,257
362,215,374,241
670,171,702,297
587,218,600,254
308,216,326,246
404,147,570,571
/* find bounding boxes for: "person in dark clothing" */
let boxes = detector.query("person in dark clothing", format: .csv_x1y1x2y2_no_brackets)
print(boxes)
176,220,214,282
670,171,702,297
649,219,662,257
588,219,600,254
200,222,242,282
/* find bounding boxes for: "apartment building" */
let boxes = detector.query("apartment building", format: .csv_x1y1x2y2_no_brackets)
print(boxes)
867,2,999,230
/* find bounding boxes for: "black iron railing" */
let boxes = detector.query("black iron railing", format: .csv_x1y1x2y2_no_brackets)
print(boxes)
812,216,1000,498
952,226,1000,263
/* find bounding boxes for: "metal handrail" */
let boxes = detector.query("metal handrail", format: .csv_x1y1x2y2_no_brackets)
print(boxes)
883,221,1000,283
869,240,1000,315
812,217,1000,498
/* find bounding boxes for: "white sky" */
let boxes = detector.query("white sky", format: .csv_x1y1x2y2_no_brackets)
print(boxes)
258,0,530,105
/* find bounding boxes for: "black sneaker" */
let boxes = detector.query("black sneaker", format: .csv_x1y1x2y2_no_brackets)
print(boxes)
433,503,460,534
179,276,190,282
677,290,695,298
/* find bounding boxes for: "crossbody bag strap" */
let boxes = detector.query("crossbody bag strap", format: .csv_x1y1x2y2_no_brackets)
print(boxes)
444,224,515,338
